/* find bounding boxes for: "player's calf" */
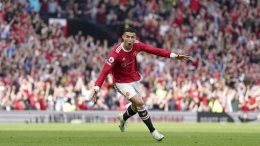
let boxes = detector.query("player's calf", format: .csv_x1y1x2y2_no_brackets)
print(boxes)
136,105,164,141
137,105,155,133
123,104,137,121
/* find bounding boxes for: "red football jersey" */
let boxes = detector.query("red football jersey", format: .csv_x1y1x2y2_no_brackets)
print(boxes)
95,41,171,87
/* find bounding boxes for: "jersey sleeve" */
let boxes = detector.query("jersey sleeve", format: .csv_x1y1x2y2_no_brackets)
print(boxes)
138,42,171,58
95,51,117,88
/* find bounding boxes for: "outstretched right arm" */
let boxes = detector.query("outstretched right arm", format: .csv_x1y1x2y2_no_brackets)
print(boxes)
91,51,117,103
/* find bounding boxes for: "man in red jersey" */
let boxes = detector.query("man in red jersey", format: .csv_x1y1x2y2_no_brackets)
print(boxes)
91,27,189,141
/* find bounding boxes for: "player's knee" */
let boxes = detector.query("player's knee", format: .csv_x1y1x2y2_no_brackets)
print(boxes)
130,94,145,109
134,99,145,111
135,99,145,107
136,104,146,111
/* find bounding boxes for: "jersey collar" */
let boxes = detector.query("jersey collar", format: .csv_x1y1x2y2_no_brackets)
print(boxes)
121,43,132,52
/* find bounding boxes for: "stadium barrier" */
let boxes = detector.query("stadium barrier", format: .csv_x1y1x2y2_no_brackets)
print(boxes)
0,111,259,123
197,112,235,122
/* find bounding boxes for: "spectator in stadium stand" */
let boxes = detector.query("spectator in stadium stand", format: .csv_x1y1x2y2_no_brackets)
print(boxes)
62,97,76,112
48,0,58,17
0,0,259,114
91,27,189,141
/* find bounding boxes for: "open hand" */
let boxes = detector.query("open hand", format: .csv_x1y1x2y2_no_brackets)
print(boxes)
176,54,190,62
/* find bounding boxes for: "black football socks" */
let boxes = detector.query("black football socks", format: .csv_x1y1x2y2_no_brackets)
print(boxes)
123,105,137,121
137,108,155,133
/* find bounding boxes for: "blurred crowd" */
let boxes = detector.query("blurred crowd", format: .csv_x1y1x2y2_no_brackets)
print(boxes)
0,0,259,113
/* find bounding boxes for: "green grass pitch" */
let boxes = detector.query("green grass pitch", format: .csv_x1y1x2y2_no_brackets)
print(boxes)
0,123,259,146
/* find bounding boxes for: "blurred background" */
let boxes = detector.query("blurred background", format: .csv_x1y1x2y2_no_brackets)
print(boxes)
0,0,259,116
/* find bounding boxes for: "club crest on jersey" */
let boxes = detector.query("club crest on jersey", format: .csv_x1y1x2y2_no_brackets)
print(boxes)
126,92,130,97
133,51,138,56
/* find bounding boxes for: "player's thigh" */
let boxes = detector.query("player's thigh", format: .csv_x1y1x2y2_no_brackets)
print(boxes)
132,81,142,96
115,83,138,100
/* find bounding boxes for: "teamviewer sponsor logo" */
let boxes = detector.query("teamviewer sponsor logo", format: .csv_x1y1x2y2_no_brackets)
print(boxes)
121,60,134,67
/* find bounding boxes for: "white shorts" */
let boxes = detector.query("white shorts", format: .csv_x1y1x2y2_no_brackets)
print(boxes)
114,81,142,100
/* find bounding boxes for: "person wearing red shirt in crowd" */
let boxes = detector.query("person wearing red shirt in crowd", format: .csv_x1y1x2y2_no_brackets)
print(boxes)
190,0,200,13
91,27,189,141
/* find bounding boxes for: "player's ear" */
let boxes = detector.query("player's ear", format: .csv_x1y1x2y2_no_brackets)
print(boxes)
122,33,125,40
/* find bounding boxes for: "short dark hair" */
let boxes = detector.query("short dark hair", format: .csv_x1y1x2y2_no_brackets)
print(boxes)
123,27,136,34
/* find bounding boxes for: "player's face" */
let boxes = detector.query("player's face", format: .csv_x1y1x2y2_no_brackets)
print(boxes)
122,32,136,50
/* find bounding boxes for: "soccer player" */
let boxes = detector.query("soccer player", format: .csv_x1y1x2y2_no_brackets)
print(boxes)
91,27,189,141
